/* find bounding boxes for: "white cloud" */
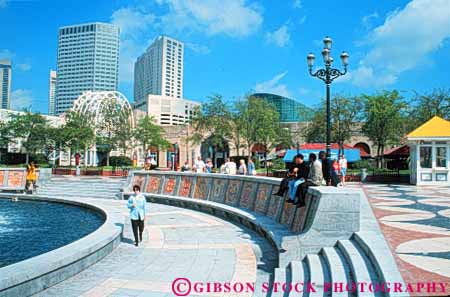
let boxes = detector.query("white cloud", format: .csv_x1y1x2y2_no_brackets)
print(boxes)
0,49,15,60
11,89,33,111
111,7,155,37
351,0,450,88
293,0,302,9
185,42,211,55
17,63,31,71
111,7,156,84
361,12,379,30
156,0,263,37
254,71,291,97
265,24,290,47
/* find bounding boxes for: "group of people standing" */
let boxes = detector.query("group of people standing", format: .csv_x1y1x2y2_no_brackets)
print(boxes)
181,156,257,176
274,152,348,207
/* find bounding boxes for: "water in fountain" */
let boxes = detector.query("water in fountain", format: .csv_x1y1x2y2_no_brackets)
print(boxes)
0,199,104,268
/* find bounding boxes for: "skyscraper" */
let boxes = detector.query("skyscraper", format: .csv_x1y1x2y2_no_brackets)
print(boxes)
134,36,184,104
0,60,11,110
55,22,120,114
48,70,57,115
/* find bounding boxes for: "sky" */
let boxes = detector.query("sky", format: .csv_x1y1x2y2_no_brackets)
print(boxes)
0,0,449,114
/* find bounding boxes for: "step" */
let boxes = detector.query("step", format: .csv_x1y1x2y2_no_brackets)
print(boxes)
38,188,119,192
321,248,351,297
353,233,407,297
337,240,377,297
289,261,306,297
305,254,326,297
36,192,120,199
272,267,287,297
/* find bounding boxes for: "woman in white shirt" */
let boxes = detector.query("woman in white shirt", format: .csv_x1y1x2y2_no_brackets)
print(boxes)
238,159,247,175
127,185,147,246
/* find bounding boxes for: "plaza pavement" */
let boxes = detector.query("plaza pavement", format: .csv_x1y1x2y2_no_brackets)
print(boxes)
352,183,450,296
33,199,277,297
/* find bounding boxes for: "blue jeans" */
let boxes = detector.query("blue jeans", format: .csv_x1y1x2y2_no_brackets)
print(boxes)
288,179,304,201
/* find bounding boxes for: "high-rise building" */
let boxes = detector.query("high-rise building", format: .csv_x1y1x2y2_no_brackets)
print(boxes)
134,36,184,104
55,22,120,114
0,60,12,110
48,70,57,115
134,94,199,126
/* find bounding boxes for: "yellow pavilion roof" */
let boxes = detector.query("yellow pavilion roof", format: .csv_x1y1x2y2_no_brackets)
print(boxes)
407,116,450,138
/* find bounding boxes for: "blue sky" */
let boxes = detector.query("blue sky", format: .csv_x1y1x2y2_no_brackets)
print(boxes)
0,0,449,114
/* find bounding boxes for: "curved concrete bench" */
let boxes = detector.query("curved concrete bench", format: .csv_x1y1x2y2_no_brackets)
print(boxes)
0,195,124,297
123,171,406,297
122,172,361,264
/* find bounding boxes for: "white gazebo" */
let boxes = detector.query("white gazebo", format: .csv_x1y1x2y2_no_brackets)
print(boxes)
407,116,450,185
72,91,134,166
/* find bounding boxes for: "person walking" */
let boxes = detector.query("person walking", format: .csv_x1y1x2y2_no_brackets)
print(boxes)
238,159,247,175
247,159,256,176
319,151,331,185
339,154,348,185
25,161,37,194
127,185,146,247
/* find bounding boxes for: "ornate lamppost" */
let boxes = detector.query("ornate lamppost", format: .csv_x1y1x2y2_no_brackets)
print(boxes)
307,36,349,181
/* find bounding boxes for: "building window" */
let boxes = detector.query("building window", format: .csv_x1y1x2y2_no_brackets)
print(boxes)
436,147,447,168
420,146,432,168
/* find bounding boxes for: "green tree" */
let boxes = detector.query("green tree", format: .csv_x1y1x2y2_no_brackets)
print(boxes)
133,116,171,156
95,99,133,166
189,94,233,153
56,111,96,166
362,90,407,168
407,88,450,130
0,121,12,164
304,95,363,155
238,96,292,174
7,111,51,164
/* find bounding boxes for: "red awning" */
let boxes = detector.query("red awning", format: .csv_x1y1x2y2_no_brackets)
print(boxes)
383,145,409,158
251,143,266,152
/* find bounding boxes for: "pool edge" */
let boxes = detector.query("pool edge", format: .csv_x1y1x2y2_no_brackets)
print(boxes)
0,194,124,297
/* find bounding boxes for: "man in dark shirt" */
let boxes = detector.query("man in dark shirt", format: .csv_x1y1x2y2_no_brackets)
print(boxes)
319,151,331,186
274,154,308,198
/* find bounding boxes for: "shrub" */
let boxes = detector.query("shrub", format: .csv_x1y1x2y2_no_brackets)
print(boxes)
351,159,371,169
271,158,286,170
109,156,132,167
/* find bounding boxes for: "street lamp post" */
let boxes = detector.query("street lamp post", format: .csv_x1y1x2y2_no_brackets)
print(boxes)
307,36,349,182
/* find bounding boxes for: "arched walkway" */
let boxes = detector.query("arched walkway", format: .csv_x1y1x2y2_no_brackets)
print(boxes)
200,136,230,168
353,142,371,157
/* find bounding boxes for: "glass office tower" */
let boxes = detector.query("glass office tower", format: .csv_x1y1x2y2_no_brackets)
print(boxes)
55,22,119,114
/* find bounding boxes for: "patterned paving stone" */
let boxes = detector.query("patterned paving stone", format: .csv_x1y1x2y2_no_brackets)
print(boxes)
360,184,450,296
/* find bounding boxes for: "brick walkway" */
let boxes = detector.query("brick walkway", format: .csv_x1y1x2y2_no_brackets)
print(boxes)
33,201,277,297
359,184,450,296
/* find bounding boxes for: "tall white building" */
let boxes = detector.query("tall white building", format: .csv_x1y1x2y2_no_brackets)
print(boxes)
134,95,199,126
55,22,120,115
0,60,11,110
134,36,184,104
48,70,57,115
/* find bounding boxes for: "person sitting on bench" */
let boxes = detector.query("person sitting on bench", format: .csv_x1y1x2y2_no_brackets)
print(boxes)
295,153,322,207
274,154,308,198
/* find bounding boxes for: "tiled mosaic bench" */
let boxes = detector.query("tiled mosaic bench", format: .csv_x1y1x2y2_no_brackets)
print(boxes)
122,171,361,267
